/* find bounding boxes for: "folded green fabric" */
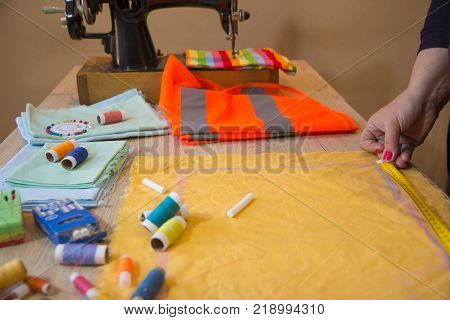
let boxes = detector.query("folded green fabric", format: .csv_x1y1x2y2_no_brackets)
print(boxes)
6,141,129,189
26,92,167,139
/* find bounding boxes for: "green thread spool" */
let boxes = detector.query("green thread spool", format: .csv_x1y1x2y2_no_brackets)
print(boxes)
151,216,186,252
142,192,183,233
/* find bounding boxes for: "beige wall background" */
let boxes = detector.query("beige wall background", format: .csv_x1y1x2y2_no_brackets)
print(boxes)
0,0,448,192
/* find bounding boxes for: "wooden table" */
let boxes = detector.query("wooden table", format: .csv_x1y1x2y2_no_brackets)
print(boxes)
0,61,367,299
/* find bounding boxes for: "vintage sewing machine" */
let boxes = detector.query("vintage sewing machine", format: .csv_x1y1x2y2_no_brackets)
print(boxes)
43,0,278,104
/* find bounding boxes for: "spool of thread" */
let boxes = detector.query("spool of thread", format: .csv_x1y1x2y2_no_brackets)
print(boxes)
178,204,189,219
117,255,133,288
46,140,78,162
0,259,27,292
151,216,186,252
1,282,31,300
70,273,99,300
131,267,165,300
54,244,108,266
61,146,88,170
139,204,188,222
97,110,126,125
25,276,52,295
142,192,183,234
139,210,152,222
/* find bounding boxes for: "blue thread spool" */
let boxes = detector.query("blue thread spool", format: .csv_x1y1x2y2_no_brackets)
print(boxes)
54,244,108,266
142,192,183,233
131,267,165,300
61,147,88,170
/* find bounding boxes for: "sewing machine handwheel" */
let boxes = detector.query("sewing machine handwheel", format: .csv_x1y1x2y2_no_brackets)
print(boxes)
82,0,102,25
65,0,85,39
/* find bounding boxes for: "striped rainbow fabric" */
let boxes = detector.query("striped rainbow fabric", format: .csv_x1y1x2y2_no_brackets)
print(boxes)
184,48,297,75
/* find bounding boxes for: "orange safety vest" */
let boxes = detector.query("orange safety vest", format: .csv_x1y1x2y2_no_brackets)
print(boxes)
159,55,358,145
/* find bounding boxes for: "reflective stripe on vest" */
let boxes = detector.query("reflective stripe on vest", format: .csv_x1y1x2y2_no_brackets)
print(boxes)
180,88,212,135
247,94,293,134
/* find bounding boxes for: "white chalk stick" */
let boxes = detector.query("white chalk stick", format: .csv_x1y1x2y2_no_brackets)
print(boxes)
141,178,166,194
227,193,255,218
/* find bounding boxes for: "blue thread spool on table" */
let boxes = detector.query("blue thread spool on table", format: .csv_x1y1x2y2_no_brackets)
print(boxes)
142,192,183,233
131,267,165,300
61,146,88,170
54,243,108,266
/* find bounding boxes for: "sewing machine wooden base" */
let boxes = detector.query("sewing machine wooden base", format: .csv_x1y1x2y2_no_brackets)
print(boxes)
76,56,279,105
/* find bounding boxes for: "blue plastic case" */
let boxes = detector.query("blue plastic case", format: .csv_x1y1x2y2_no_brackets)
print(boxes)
32,199,106,244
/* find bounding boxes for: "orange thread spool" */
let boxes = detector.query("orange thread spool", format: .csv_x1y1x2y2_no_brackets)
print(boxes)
97,110,126,125
25,276,52,295
117,255,133,288
46,140,78,162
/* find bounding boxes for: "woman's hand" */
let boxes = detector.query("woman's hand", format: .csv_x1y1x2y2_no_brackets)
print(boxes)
360,48,449,168
360,90,441,168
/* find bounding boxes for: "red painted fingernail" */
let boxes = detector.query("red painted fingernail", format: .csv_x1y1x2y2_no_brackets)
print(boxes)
383,151,393,161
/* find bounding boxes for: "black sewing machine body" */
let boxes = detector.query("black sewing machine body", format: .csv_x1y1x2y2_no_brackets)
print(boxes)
42,0,278,106
53,0,250,71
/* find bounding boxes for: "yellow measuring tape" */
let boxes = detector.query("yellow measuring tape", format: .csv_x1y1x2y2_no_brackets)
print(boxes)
378,161,450,254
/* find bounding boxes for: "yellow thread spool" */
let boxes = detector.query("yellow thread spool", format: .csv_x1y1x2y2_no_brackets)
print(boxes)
0,259,27,291
151,216,186,252
46,140,78,162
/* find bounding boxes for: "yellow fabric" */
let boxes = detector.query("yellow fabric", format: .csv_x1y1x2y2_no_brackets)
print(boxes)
97,151,450,299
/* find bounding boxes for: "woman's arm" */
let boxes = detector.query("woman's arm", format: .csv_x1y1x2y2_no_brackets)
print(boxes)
360,0,449,167
360,48,448,167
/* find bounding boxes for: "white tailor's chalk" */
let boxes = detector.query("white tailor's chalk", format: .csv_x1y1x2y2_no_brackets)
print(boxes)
227,193,255,218
141,178,166,194
376,160,383,164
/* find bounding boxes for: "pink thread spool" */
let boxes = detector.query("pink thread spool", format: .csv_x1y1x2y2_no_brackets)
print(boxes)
70,272,99,299
97,110,126,125
1,282,31,300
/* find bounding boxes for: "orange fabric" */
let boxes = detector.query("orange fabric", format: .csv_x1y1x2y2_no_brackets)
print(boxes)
205,92,265,133
159,55,358,145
